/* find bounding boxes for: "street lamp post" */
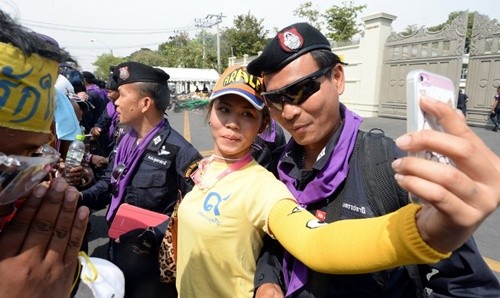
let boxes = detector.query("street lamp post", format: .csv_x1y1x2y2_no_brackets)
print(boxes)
90,38,113,55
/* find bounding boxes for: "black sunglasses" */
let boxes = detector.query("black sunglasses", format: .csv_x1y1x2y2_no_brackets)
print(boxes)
110,163,126,196
261,66,331,111
112,163,126,181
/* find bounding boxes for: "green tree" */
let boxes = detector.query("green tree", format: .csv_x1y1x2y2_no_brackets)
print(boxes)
159,32,202,68
323,0,366,42
428,11,474,53
222,12,268,58
128,48,168,67
401,24,421,36
293,1,323,30
92,53,126,79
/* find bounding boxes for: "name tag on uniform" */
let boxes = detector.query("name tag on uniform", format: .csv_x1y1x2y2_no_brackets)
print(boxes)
144,153,171,169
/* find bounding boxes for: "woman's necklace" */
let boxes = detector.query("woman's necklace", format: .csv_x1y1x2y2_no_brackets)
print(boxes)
191,153,253,190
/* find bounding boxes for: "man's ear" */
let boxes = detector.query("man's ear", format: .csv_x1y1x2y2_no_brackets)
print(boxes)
141,96,152,112
333,64,345,95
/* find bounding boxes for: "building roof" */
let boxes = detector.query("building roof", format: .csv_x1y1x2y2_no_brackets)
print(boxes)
156,67,220,82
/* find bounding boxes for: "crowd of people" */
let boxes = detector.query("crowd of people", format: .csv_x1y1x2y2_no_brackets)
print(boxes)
1,9,500,298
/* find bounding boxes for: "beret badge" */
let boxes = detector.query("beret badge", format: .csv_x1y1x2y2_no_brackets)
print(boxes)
118,66,130,80
278,27,303,52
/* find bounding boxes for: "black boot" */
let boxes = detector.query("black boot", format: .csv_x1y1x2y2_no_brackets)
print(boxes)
493,125,499,132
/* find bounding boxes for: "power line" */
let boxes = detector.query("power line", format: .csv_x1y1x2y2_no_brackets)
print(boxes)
21,19,198,35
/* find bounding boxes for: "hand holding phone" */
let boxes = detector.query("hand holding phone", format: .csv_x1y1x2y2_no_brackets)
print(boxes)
406,69,456,203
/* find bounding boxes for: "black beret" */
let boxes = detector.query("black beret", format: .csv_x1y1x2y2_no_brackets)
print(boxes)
247,22,332,76
113,61,170,87
106,73,119,91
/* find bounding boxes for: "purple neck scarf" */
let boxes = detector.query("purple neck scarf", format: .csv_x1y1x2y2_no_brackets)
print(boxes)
279,104,362,296
87,84,109,102
258,118,277,142
106,119,167,221
106,102,118,140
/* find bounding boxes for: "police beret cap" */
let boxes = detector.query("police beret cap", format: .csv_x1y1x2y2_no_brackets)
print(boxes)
113,61,170,86
247,22,332,76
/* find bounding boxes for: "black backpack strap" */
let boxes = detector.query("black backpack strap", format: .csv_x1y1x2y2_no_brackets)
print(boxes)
358,128,408,215
358,128,425,297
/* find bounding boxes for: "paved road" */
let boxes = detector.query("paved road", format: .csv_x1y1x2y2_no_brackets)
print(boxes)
88,109,500,281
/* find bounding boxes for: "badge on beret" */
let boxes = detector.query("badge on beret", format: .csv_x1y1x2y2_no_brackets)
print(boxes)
278,27,303,52
119,66,130,80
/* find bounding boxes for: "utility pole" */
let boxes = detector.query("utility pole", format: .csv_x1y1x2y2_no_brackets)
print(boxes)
195,13,225,72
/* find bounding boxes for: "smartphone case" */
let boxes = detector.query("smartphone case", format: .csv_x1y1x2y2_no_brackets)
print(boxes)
406,70,456,203
406,69,456,152
406,69,456,134
108,203,169,239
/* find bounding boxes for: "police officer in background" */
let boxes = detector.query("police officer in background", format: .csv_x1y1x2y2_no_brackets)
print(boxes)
457,89,468,116
80,61,201,297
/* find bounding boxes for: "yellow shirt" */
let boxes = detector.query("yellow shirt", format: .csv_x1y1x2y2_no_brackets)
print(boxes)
176,160,293,297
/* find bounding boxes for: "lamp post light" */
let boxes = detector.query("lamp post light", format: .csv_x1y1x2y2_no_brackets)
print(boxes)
90,38,113,55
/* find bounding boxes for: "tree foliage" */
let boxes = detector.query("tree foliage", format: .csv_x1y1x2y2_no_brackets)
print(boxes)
323,1,366,42
401,24,421,36
427,11,474,52
293,1,323,31
222,12,268,58
159,32,205,68
128,48,168,67
92,54,126,79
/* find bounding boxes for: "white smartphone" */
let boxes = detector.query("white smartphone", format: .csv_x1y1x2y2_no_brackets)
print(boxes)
406,69,456,203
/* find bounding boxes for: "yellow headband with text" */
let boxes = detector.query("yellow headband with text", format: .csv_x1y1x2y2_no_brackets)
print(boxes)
0,42,58,134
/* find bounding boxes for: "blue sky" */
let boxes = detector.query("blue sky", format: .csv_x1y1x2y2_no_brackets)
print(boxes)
1,0,495,71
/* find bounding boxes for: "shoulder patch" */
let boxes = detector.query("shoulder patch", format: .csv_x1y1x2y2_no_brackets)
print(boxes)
184,159,200,178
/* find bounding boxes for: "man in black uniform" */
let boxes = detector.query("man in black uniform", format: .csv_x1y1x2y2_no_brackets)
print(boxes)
80,61,201,297
249,22,500,298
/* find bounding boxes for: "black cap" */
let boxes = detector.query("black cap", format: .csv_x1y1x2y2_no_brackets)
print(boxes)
113,61,170,87
247,22,332,76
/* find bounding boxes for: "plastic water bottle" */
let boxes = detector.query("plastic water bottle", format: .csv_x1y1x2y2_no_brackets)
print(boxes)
64,134,86,176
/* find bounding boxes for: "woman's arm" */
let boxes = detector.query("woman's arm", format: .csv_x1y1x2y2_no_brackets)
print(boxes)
269,199,448,274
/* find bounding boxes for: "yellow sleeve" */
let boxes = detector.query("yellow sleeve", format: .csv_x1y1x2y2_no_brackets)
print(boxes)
268,199,451,274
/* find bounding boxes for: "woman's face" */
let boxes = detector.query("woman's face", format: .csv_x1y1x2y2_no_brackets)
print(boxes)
209,95,264,159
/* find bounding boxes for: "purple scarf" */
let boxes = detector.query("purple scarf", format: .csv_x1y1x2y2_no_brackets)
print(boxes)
87,84,109,102
106,119,166,221
106,102,118,140
279,104,362,296
258,118,277,142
